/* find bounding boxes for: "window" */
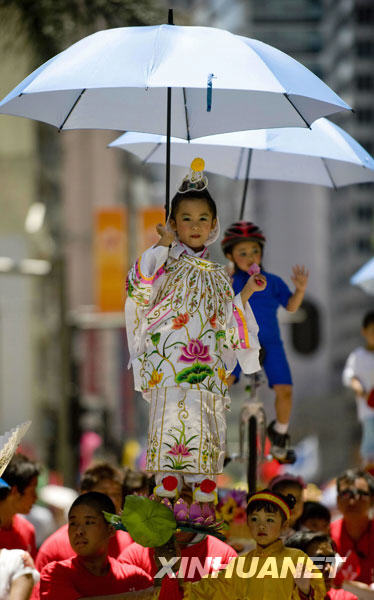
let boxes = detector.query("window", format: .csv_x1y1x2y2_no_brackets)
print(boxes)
356,41,374,58
356,108,374,123
356,75,374,90
356,205,373,221
291,299,320,354
355,7,374,23
356,237,372,253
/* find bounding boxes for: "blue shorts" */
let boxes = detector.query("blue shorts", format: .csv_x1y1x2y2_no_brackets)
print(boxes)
361,418,374,461
262,342,292,388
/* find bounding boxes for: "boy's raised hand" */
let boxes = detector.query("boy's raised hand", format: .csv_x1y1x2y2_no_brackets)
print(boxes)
291,265,309,292
155,223,175,247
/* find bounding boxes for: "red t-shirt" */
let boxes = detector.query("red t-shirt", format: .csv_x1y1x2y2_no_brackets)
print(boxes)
119,535,237,582
40,555,152,599
330,518,374,585
0,514,37,558
32,524,132,600
326,589,358,600
35,523,132,572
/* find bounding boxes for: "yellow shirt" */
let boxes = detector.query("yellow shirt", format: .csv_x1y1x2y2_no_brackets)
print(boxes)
182,539,326,600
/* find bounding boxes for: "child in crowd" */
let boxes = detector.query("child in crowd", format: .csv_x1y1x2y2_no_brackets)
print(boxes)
269,474,305,538
33,462,132,599
286,531,358,600
125,160,265,502
221,221,309,463
342,310,374,467
297,501,331,535
39,492,152,599
178,489,326,599
0,454,39,558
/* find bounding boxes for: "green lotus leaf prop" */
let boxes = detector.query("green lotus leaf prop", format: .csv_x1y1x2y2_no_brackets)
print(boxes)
121,495,177,547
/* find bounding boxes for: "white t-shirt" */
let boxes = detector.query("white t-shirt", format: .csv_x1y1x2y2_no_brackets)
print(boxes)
342,346,374,422
0,549,39,600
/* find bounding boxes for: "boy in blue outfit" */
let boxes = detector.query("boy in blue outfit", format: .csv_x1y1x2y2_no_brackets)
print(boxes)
221,221,309,463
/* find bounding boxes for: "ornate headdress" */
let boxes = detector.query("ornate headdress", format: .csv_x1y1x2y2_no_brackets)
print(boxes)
178,157,208,193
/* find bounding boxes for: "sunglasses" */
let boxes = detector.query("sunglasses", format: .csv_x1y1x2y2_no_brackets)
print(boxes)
338,488,370,500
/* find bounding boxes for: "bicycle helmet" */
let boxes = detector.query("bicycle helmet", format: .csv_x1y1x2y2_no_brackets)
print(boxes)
221,221,266,255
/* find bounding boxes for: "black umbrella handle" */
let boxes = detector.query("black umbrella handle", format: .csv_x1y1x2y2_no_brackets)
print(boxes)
165,9,174,220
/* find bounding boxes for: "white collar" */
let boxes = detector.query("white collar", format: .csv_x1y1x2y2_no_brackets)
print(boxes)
169,241,209,260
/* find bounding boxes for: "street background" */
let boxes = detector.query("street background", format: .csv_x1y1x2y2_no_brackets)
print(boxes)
0,0,373,486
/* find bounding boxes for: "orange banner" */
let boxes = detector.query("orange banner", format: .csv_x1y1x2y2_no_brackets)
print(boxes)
137,206,165,254
94,207,128,312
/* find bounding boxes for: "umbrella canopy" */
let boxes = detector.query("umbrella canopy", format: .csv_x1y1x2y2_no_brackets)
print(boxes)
0,25,350,137
350,258,374,295
109,118,374,189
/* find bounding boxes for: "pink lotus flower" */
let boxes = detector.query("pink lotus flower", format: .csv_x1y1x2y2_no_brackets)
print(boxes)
167,443,191,457
179,339,212,363
174,498,189,521
189,502,215,526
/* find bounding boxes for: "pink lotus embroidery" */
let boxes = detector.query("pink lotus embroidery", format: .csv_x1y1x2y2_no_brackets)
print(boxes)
167,443,192,457
179,339,212,363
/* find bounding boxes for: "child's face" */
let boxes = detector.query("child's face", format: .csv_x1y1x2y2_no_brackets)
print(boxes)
227,240,262,271
302,516,330,534
68,504,113,557
247,508,286,547
14,476,38,515
362,323,374,350
169,198,216,251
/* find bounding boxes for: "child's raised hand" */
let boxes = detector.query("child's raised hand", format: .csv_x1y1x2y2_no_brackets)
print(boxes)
155,223,175,247
248,273,267,293
240,273,267,305
291,265,309,292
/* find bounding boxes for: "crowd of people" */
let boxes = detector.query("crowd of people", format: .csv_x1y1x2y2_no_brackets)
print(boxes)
1,453,374,600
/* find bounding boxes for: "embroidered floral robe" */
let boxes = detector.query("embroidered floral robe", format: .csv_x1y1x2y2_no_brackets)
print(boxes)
125,242,260,477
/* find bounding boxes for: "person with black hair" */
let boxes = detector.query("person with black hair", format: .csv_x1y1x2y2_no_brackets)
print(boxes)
35,461,132,585
298,502,331,535
0,454,40,558
330,468,374,586
178,489,326,599
269,474,305,536
39,492,152,599
221,221,309,464
343,311,374,468
125,159,263,504
285,531,358,600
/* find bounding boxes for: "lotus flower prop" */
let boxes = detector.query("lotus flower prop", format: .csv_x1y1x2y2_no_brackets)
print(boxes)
105,494,226,547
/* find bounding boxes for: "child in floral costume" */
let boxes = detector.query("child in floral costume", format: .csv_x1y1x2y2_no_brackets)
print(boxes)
125,159,266,503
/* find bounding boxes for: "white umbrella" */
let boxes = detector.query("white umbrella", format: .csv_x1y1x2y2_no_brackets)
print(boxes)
109,118,374,216
0,22,351,213
350,258,374,295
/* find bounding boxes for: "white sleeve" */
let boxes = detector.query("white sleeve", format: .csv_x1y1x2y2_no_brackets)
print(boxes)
225,293,261,375
5,549,40,585
342,351,358,387
137,245,169,278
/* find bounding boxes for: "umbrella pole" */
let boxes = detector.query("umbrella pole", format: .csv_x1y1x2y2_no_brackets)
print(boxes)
239,148,252,220
165,8,174,220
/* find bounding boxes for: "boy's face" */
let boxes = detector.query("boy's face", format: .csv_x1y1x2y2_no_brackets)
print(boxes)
247,508,286,547
362,323,374,350
227,240,262,271
13,476,38,515
337,477,371,517
302,516,330,535
68,504,113,557
169,198,216,251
